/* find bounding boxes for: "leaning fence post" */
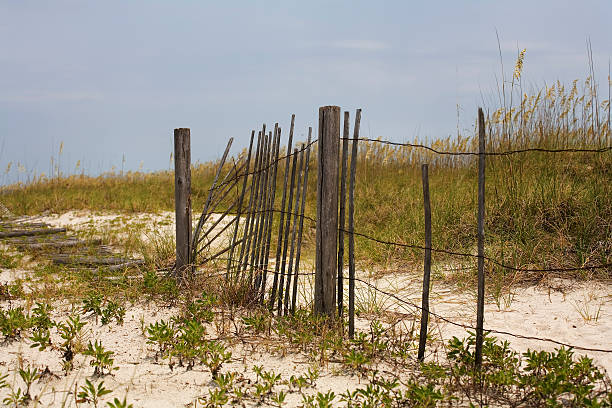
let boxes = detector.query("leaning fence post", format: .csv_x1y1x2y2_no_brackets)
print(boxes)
475,108,486,368
348,109,361,338
315,105,340,317
174,128,192,281
418,163,432,361
338,111,350,318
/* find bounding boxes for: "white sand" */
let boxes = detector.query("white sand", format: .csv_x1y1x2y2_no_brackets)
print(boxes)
374,275,612,371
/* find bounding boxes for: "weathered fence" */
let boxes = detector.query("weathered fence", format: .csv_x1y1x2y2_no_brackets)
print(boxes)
173,105,612,365
173,117,314,315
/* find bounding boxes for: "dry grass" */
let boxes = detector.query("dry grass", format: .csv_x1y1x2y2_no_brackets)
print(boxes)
1,75,610,284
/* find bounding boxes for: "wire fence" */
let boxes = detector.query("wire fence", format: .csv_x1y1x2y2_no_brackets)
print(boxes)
182,108,611,361
345,137,612,156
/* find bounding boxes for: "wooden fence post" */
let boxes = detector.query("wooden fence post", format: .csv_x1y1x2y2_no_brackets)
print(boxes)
315,106,340,317
418,163,432,361
348,109,361,338
475,108,486,368
174,128,192,280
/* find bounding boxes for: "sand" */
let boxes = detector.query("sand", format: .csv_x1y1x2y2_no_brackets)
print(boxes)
0,210,610,406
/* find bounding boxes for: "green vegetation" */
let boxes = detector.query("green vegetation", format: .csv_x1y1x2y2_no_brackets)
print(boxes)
76,379,112,408
190,307,612,407
145,315,232,375
0,260,609,406
0,296,135,406
83,340,117,376
1,76,610,283
82,293,126,326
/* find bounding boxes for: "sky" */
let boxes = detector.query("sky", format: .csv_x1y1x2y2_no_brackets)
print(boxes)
1,1,610,184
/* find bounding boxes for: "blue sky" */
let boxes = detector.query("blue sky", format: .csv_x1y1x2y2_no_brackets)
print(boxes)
1,1,610,183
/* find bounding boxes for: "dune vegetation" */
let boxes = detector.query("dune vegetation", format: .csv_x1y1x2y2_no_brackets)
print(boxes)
2,75,610,284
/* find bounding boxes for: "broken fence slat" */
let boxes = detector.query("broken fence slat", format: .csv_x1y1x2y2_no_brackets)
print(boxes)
15,239,101,250
106,260,145,272
0,227,67,238
51,255,136,266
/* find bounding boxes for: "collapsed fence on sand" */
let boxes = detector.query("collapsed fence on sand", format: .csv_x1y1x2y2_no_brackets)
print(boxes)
172,105,611,369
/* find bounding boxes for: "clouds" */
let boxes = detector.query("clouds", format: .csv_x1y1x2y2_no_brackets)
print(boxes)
0,91,103,104
329,40,391,52
0,1,610,183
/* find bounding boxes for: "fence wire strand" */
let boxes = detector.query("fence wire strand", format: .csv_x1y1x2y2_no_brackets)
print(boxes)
344,137,612,156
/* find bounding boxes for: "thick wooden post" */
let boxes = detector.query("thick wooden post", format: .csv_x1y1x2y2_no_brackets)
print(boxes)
418,163,432,361
174,128,192,280
475,108,486,368
315,106,340,317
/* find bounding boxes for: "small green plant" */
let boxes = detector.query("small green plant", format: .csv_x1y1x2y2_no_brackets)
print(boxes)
83,340,116,376
214,371,237,389
196,371,238,407
101,301,126,325
446,332,611,406
271,390,287,407
106,397,134,408
142,269,158,289
253,366,282,401
343,349,370,374
402,380,445,407
0,372,8,391
6,280,24,300
315,391,335,408
203,388,229,407
300,390,336,408
56,314,86,373
0,306,31,340
29,303,55,351
173,319,207,369
82,294,126,326
0,248,18,269
202,340,232,380
289,374,309,393
29,327,52,351
520,347,607,406
144,275,179,300
368,320,388,354
3,387,27,407
18,366,40,402
242,312,268,334
305,366,319,386
184,292,216,324
146,319,175,361
82,293,103,324
30,302,54,330
76,379,112,408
